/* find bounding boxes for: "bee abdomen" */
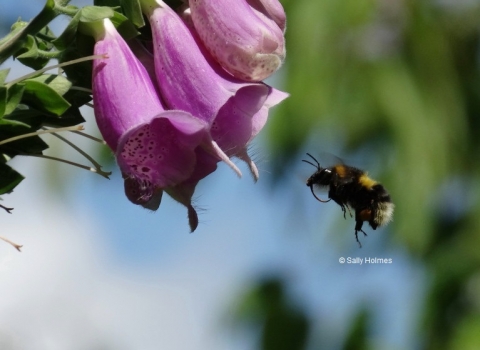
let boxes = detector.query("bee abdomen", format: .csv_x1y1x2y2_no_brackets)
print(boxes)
371,184,394,226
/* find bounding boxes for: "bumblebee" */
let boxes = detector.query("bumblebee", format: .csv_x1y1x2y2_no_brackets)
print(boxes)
303,153,394,247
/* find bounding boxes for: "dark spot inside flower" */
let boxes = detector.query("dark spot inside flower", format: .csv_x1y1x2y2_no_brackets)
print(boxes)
142,167,150,173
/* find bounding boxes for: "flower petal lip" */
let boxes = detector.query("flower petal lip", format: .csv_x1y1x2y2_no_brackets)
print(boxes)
188,0,286,81
92,18,165,151
116,111,209,188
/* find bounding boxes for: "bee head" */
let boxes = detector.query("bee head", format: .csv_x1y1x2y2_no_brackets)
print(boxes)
303,153,333,203
302,153,332,187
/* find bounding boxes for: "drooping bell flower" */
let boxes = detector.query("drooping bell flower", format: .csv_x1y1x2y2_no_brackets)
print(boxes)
139,0,288,180
91,18,239,228
188,0,286,81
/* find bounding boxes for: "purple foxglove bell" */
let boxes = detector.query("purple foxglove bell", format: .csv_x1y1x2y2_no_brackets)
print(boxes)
92,18,237,228
140,0,288,180
188,0,286,81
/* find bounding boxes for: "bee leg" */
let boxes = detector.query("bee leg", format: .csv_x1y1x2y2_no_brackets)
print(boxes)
355,231,362,248
354,221,368,248
346,205,353,218
339,204,353,219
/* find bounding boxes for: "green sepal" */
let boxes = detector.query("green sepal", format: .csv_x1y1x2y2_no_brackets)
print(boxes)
77,6,139,40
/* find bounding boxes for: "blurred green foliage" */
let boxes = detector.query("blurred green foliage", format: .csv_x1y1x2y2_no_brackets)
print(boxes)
235,0,480,349
231,277,310,350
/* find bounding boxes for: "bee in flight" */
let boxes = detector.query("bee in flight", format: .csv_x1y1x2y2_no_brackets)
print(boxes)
303,153,394,247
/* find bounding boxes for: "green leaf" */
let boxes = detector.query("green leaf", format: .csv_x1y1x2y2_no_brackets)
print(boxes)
57,35,94,89
22,80,71,116
93,0,121,7
15,35,39,59
15,27,56,70
0,163,24,195
28,74,72,96
3,108,45,129
63,89,92,108
0,87,6,118
52,10,82,50
120,0,144,27
0,116,49,157
43,106,85,127
4,84,25,116
0,69,10,85
0,117,31,129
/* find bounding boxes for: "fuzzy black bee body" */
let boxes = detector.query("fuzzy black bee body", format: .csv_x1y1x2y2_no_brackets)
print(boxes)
303,153,394,247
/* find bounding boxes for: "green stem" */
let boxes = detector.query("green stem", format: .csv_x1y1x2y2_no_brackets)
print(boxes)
21,153,111,179
6,54,107,88
45,128,107,173
72,130,106,144
0,235,22,252
0,125,83,146
35,49,63,59
54,4,78,17
0,0,58,65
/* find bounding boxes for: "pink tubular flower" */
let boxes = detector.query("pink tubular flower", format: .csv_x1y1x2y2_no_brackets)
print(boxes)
188,0,286,81
92,18,238,229
140,0,288,180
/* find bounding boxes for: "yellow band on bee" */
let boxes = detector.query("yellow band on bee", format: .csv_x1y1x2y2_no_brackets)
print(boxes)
358,174,377,189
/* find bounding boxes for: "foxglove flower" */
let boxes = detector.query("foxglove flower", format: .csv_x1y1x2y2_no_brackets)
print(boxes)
140,0,288,180
92,18,238,229
188,0,286,81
